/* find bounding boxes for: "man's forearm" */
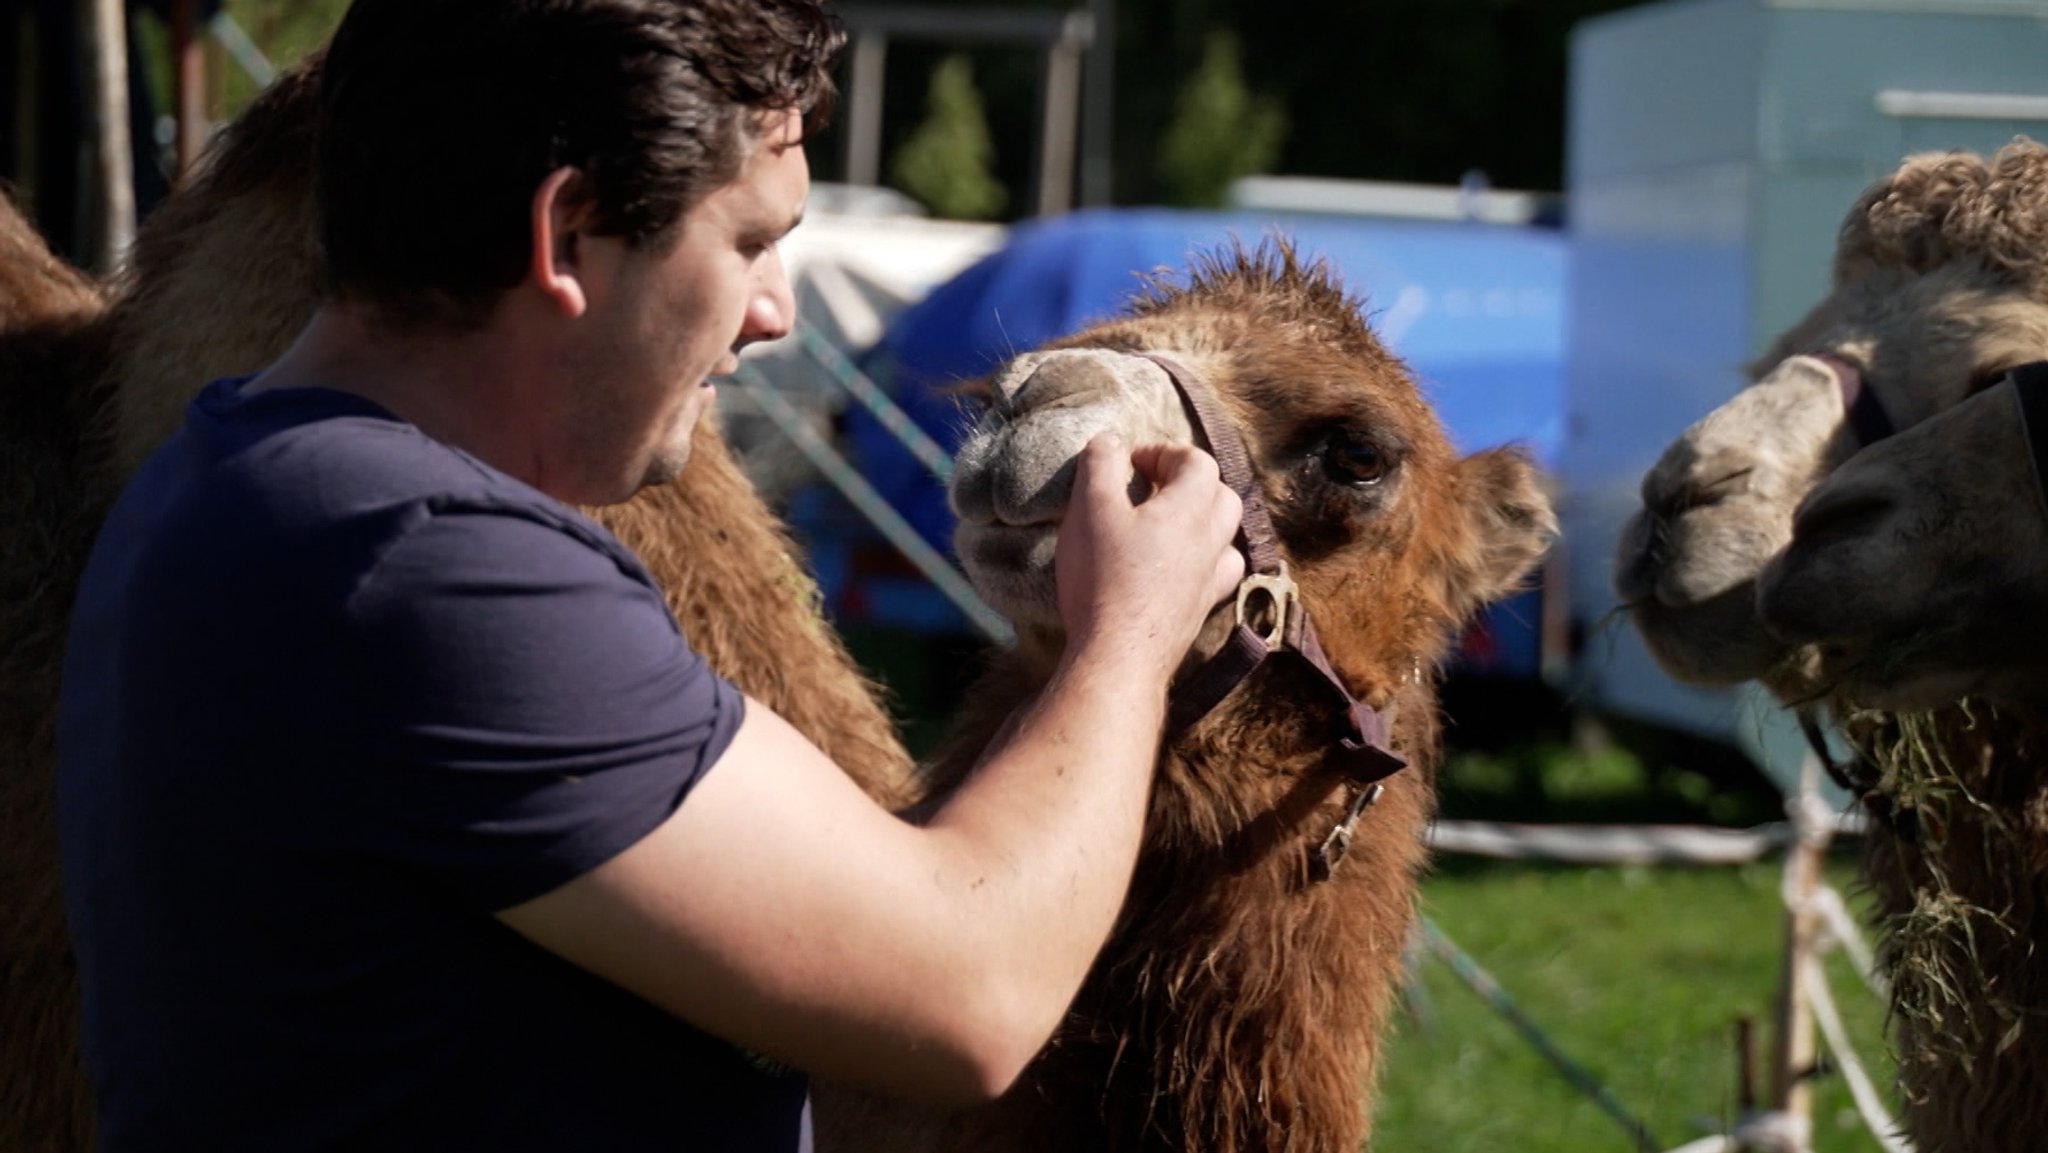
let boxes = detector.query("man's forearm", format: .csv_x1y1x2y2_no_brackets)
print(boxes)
921,636,1173,1054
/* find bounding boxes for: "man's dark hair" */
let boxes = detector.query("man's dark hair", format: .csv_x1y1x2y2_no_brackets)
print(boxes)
316,0,841,326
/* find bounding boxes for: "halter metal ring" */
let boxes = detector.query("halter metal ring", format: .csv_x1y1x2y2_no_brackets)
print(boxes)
1235,570,1297,650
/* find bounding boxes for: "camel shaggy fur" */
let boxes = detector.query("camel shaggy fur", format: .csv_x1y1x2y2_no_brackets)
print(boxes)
4,56,1552,1153
1615,140,2048,1153
819,249,1554,1153
0,191,116,1153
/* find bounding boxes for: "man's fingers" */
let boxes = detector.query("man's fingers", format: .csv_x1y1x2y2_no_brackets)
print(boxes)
1212,484,1244,536
1212,545,1247,604
1072,434,1133,503
1129,442,1220,493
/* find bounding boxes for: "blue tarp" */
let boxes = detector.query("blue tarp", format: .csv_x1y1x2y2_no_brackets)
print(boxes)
797,207,1568,671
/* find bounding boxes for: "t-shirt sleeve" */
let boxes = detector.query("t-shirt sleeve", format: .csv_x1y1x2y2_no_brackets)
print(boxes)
335,505,744,912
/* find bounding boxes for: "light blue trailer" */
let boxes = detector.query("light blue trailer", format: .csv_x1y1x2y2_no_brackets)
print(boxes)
1563,0,2048,781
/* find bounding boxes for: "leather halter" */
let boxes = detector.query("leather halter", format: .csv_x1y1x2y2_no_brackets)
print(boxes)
1137,352,1408,876
1809,353,1896,447
1793,355,1901,810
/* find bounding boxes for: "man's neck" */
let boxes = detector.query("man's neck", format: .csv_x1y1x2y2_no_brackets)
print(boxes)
251,301,554,491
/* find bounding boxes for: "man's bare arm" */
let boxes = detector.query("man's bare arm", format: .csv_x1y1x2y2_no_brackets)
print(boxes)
499,438,1242,1105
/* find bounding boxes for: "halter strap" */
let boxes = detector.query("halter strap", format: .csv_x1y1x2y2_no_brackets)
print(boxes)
1139,352,1407,794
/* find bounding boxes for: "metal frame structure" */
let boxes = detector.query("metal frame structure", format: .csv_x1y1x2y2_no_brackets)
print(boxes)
834,4,1096,217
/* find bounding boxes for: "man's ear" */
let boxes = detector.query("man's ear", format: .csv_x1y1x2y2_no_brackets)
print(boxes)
530,166,594,317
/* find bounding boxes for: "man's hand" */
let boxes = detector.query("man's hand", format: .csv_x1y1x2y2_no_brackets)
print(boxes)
503,433,1246,1108
1055,435,1245,675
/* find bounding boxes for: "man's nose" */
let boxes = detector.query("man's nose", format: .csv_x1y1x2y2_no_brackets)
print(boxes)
739,250,795,346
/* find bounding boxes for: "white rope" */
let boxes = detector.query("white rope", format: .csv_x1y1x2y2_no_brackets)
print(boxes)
1803,957,1915,1153
731,364,1013,644
1427,821,1796,865
1809,884,1891,1002
1734,1110,1810,1153
1657,1111,1812,1153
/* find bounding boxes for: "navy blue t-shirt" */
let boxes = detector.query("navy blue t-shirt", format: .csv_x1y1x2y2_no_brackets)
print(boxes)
57,379,809,1151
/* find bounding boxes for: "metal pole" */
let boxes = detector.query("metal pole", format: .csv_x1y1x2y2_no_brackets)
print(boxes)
841,33,887,187
1032,23,1084,216
171,0,206,179
1080,0,1114,206
733,365,1014,645
83,0,133,272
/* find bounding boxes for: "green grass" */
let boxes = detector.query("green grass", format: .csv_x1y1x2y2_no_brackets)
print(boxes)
1372,860,1897,1153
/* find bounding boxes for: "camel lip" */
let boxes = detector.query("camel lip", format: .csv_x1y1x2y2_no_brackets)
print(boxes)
950,518,1064,536
956,521,1059,573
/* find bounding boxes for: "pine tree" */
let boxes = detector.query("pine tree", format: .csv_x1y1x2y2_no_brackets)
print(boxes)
1157,30,1286,208
890,55,1007,221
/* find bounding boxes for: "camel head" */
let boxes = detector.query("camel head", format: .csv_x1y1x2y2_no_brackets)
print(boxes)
1757,371,2048,711
1614,139,2048,697
950,243,1557,708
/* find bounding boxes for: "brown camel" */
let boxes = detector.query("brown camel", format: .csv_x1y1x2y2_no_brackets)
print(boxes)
0,191,117,1153
813,249,1555,1153
5,56,1553,1153
1614,139,2048,1153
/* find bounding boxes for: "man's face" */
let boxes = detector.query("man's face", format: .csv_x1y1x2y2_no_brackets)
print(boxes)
569,109,808,503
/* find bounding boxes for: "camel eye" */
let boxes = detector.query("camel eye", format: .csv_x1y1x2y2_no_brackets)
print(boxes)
1321,432,1389,486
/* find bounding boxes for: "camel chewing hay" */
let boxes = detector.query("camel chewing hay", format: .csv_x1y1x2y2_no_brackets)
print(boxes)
1617,139,2048,1153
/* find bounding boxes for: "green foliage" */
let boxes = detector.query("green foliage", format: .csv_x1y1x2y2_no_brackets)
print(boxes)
889,55,1007,221
1442,737,1782,828
1379,862,1895,1153
216,0,351,116
1156,30,1285,208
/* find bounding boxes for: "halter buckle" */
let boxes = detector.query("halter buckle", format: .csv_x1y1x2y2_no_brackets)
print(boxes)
1235,570,1297,650
1311,782,1385,882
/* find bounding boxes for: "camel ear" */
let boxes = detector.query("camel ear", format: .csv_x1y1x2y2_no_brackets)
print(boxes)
1441,446,1557,622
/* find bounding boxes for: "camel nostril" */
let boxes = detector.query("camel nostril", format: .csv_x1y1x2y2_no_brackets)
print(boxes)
1011,354,1126,414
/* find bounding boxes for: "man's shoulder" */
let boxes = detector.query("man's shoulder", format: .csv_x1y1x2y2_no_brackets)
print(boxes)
196,383,542,530
102,381,636,612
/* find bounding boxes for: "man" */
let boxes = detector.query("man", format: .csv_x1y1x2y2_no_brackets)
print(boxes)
56,1,1243,1150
